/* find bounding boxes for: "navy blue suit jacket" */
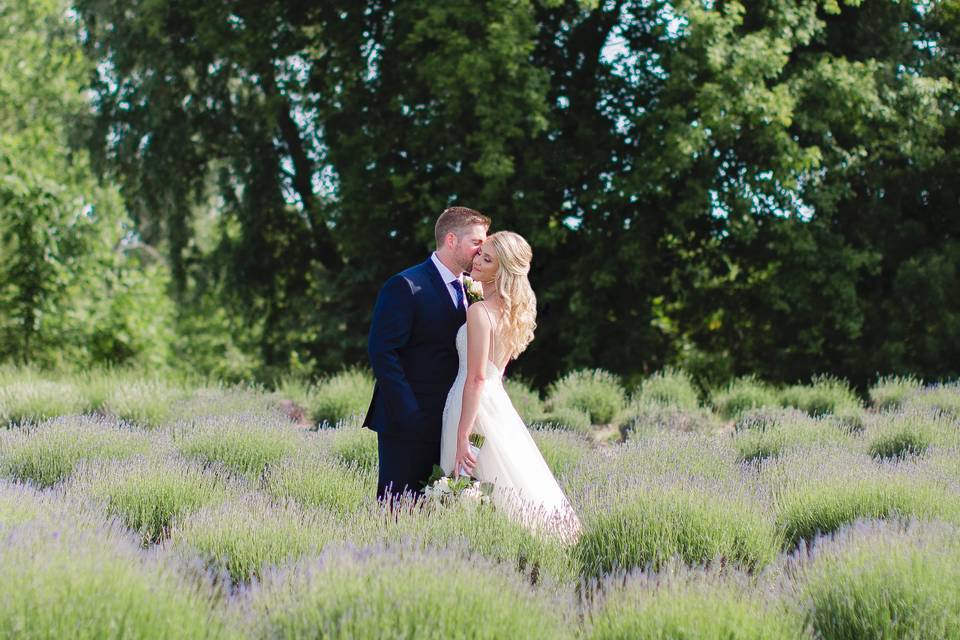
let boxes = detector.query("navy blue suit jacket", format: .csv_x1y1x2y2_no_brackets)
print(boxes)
364,257,466,443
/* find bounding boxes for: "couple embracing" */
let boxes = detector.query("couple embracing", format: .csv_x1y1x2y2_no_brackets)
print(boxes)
363,207,581,540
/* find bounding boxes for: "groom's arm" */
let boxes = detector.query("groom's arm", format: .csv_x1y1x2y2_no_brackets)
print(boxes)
368,275,422,430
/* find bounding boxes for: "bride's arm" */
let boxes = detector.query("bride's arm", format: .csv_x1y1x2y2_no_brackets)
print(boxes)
453,303,492,476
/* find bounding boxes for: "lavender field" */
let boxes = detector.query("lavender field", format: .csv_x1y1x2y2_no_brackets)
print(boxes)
1,367,959,639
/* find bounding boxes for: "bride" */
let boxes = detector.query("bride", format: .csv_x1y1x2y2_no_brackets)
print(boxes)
440,231,581,541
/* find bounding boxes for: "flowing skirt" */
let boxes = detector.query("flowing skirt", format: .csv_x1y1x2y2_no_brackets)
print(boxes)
441,369,581,542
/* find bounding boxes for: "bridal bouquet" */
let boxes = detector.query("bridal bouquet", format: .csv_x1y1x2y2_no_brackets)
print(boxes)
422,473,493,506
423,434,492,505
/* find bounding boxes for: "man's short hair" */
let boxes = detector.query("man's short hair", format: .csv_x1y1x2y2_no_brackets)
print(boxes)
434,207,491,249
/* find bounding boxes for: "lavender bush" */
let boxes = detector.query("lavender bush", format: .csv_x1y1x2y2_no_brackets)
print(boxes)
172,412,301,478
573,476,778,578
324,419,379,471
70,455,237,543
868,375,923,410
0,415,154,487
262,441,375,514
710,375,780,419
171,492,339,583
633,368,701,410
761,447,960,548
546,369,626,425
0,515,225,639
583,562,804,639
786,520,960,639
234,544,575,639
0,378,89,425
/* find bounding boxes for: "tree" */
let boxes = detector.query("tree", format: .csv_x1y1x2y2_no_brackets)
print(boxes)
0,0,174,369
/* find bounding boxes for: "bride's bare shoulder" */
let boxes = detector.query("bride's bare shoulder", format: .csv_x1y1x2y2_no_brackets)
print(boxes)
466,301,493,326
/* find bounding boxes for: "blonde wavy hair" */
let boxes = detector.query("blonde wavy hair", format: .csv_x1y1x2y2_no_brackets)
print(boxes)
485,231,537,360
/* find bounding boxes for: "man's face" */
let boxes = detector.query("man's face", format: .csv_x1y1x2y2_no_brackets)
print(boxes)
453,224,487,273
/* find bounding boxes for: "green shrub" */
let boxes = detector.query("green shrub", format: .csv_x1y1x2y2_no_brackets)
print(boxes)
0,517,225,639
273,373,313,409
537,406,593,434
102,378,187,428
0,416,153,487
732,409,849,462
617,402,721,440
70,456,235,543
574,479,777,579
868,375,923,410
263,445,375,514
236,545,574,639
173,385,282,421
778,375,861,417
309,368,374,426
504,378,543,424
172,493,338,583
324,422,379,472
529,428,591,478
633,368,700,410
904,383,960,418
173,413,300,478
573,433,740,492
763,448,960,548
792,520,960,640
0,480,46,525
0,379,90,425
345,496,578,585
711,376,779,419
865,410,958,459
546,369,626,425
585,563,804,639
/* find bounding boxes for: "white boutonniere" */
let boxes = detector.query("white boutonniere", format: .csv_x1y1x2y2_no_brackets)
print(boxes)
463,276,484,304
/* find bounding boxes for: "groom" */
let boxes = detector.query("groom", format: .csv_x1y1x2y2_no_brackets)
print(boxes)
363,207,490,500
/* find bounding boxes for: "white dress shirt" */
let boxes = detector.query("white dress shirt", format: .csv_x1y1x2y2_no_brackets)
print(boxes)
430,252,463,307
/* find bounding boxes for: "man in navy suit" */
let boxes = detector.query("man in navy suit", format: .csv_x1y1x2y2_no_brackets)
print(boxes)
364,207,490,500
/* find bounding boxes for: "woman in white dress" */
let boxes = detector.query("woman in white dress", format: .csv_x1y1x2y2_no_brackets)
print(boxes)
440,231,581,542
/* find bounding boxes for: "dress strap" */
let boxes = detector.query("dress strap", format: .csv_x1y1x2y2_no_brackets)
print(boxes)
478,301,497,366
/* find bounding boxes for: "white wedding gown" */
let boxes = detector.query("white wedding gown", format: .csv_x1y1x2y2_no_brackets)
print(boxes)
440,322,581,542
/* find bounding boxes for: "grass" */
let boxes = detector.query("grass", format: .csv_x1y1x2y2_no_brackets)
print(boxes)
234,544,575,639
0,415,154,487
789,519,960,639
546,369,626,425
1,366,959,637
